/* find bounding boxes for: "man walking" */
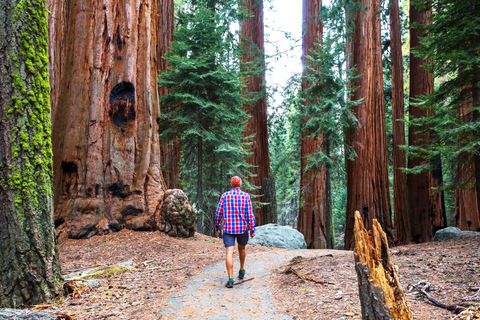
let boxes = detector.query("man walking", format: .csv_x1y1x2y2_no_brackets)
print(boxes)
215,176,256,288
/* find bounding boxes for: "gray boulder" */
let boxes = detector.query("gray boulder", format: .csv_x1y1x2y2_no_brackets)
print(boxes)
248,224,307,249
434,227,476,241
0,309,54,320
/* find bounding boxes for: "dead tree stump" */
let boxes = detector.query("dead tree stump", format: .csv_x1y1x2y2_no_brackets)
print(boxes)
354,211,413,320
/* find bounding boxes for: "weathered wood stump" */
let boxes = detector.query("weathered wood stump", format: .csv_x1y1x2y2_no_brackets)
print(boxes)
354,211,413,320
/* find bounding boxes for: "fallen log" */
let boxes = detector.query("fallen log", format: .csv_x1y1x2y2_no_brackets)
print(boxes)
354,211,413,320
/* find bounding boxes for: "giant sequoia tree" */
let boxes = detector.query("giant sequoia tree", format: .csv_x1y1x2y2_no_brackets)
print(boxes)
298,0,328,249
389,0,410,244
240,0,274,225
0,0,62,306
410,0,480,232
345,0,393,249
408,2,446,243
47,0,167,238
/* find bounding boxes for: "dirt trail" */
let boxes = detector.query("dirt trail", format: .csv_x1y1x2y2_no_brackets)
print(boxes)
160,248,349,320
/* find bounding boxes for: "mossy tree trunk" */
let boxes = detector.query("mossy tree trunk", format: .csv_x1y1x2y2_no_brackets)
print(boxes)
408,5,446,243
47,0,167,238
298,0,329,249
0,0,62,307
345,0,393,249
240,0,273,226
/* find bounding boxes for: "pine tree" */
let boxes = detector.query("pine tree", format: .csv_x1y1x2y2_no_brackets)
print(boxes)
158,0,252,235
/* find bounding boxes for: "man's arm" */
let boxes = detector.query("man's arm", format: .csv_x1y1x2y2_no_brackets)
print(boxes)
245,194,255,237
214,193,225,232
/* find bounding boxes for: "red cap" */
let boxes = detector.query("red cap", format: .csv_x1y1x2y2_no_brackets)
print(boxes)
231,176,242,188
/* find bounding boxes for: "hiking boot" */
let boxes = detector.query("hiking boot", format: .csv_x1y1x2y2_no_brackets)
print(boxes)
225,279,234,288
238,269,246,280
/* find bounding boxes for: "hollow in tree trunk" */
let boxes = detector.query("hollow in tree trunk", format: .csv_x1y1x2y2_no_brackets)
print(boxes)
48,0,168,238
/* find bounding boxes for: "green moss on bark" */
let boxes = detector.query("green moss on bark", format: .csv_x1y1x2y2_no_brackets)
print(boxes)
0,0,61,307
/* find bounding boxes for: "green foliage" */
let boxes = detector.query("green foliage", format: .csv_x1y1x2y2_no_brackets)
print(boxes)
407,0,480,193
269,77,302,227
158,0,254,235
299,2,361,239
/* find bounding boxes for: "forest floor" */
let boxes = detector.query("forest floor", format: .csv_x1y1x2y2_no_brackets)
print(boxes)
36,229,480,320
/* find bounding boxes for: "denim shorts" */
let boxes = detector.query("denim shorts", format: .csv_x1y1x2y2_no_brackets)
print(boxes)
223,231,249,247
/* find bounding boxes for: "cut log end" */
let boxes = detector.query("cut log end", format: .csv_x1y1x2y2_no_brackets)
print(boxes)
354,211,413,320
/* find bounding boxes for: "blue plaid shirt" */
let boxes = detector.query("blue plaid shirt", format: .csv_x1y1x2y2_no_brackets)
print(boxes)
215,188,255,234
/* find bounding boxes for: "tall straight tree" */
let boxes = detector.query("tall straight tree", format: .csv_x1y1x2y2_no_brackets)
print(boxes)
158,0,181,189
389,0,410,244
408,0,479,232
47,0,167,238
298,0,328,249
408,3,445,243
345,0,393,249
0,0,62,306
240,0,273,225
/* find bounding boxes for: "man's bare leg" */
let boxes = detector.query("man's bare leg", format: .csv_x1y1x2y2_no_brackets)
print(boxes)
238,244,246,271
226,246,234,279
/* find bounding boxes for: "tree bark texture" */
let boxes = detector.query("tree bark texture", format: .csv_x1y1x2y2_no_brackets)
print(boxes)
0,0,62,307
298,0,329,249
47,0,168,238
157,0,181,189
455,102,480,231
345,0,393,250
354,211,413,320
389,0,410,245
408,5,445,243
240,0,272,226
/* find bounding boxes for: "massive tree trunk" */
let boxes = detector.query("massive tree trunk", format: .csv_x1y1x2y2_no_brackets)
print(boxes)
240,0,273,226
408,5,445,243
298,0,329,249
0,0,62,306
48,0,167,238
157,0,181,189
389,0,410,244
345,0,393,249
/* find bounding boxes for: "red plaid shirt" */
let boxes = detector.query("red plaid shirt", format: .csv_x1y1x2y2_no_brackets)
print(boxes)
215,188,255,234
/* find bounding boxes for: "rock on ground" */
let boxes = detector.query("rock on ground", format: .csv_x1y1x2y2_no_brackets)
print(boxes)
433,227,478,241
248,224,307,249
0,309,54,320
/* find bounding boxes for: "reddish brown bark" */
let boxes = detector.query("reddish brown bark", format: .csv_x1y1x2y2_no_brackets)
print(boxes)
345,0,393,250
157,0,181,189
390,0,410,245
297,0,328,249
455,100,480,231
48,0,167,238
456,161,480,231
408,5,445,243
240,0,271,225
